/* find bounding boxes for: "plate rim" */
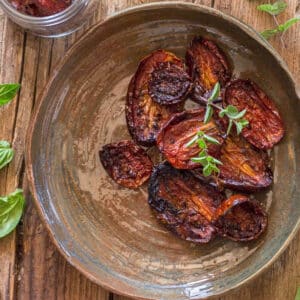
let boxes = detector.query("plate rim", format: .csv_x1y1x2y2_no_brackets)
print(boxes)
25,2,300,299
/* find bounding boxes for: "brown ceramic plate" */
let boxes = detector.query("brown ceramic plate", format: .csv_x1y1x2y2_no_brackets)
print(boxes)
26,2,300,299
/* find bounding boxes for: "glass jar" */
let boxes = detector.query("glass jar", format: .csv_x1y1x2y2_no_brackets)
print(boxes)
0,0,97,38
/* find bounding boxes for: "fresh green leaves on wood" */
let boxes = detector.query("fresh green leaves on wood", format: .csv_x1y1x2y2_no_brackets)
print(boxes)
261,17,300,39
0,83,24,239
257,1,287,15
0,141,14,170
0,84,20,106
0,189,25,238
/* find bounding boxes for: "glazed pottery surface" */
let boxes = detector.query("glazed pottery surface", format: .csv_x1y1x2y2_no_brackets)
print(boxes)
26,2,300,299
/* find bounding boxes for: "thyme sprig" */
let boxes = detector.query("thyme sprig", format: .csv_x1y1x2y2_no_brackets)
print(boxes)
186,130,222,177
186,82,249,177
197,82,249,135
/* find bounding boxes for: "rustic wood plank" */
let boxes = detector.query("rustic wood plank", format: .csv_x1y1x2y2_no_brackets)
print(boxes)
0,1,299,300
212,1,300,300
14,4,109,300
0,14,25,300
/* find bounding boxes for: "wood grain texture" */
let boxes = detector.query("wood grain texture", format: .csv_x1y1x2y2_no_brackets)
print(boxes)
0,0,299,300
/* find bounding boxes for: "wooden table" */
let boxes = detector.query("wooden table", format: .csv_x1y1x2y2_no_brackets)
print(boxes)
0,1,299,299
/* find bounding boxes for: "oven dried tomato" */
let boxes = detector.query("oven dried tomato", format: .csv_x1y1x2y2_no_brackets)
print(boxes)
148,162,225,243
214,195,268,241
10,0,71,17
186,36,231,100
99,140,153,189
157,109,225,169
224,79,284,149
126,50,189,146
192,135,273,192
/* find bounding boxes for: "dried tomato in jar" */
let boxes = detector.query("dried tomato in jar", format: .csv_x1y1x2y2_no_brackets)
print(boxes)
10,0,72,17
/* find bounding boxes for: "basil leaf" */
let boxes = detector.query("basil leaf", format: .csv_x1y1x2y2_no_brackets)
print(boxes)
204,105,213,124
0,141,14,170
0,84,20,106
278,17,300,33
208,82,220,102
257,1,287,16
0,189,25,238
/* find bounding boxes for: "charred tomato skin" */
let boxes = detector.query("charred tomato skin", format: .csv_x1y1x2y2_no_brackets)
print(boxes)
192,135,273,192
214,195,268,242
157,108,225,169
99,140,153,189
224,79,284,149
126,50,189,147
148,61,192,105
148,162,226,243
186,36,232,99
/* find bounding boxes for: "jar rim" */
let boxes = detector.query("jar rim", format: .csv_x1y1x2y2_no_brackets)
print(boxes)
1,0,86,24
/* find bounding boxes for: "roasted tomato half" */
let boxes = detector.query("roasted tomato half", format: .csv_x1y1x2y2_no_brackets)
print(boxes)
186,36,231,99
192,135,273,192
224,79,284,149
157,109,225,169
126,50,191,146
214,195,268,242
99,140,153,188
148,162,225,243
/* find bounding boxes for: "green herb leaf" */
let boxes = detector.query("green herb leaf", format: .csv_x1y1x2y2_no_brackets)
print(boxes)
257,1,287,16
185,135,198,148
208,82,221,102
204,105,214,124
261,17,300,39
203,164,212,177
0,84,20,106
235,121,244,135
191,157,208,163
0,141,14,170
0,189,25,238
219,109,227,118
261,28,279,39
295,287,300,300
199,149,207,158
197,139,207,149
211,157,223,165
227,119,233,135
278,17,300,32
203,134,220,145
230,108,247,120
226,105,239,115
